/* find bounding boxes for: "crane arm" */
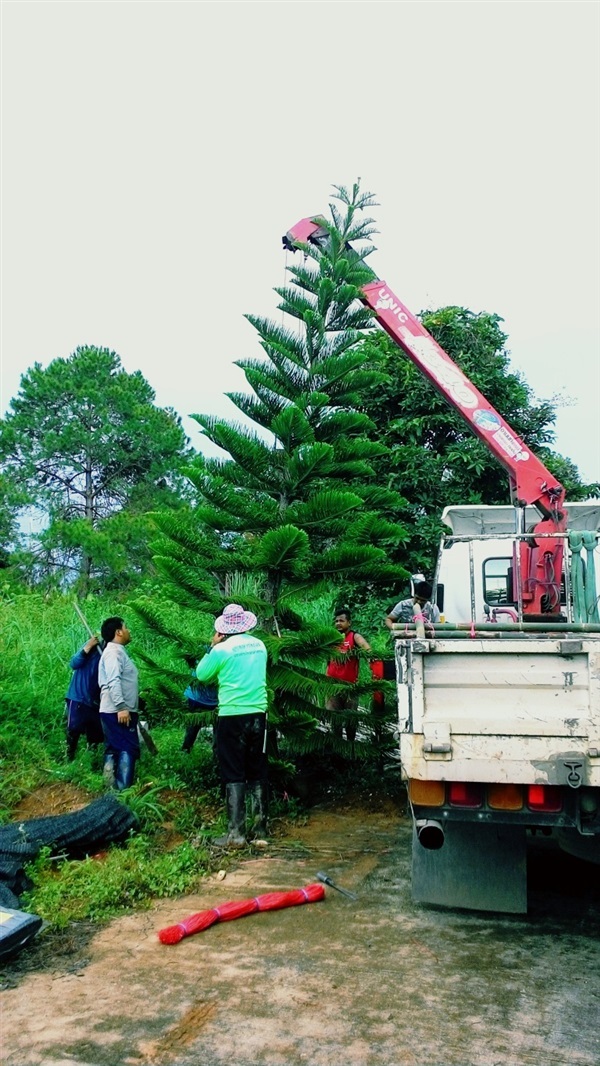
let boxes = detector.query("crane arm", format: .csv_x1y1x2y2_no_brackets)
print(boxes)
284,217,565,517
284,216,568,617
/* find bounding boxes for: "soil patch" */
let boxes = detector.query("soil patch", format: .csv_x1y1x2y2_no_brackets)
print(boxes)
2,785,600,1066
1,920,99,990
13,781,91,820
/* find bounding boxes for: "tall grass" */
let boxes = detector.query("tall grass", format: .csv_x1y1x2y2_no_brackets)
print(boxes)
0,590,189,810
2,593,110,738
0,590,227,923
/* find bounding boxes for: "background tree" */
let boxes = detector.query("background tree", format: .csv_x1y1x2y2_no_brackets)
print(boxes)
135,183,408,768
357,307,598,576
0,472,27,576
0,347,190,594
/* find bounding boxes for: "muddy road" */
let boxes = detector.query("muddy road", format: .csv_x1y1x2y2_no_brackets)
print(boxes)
2,798,600,1066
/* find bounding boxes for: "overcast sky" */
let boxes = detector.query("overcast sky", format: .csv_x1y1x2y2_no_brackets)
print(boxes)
2,1,599,486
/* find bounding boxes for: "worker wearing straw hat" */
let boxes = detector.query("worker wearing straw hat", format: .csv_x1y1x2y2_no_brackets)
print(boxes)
196,604,268,848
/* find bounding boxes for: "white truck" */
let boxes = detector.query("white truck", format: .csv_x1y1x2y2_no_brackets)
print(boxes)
395,503,600,912
284,212,600,911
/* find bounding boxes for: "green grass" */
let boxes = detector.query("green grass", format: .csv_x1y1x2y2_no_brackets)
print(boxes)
0,585,226,924
21,835,211,926
10,730,226,927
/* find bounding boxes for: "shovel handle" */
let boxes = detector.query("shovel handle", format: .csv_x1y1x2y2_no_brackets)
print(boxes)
316,872,357,901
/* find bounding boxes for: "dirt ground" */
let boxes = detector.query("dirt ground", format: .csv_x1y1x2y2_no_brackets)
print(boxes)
2,790,600,1066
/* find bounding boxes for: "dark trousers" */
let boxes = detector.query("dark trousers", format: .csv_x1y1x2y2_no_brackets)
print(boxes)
65,699,103,757
216,713,267,784
182,700,217,752
101,713,140,791
326,693,359,744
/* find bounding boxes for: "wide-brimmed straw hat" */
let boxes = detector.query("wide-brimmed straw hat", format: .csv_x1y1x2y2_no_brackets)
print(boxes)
214,603,258,635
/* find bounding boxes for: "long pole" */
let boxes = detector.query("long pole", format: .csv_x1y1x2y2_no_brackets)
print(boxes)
73,601,97,641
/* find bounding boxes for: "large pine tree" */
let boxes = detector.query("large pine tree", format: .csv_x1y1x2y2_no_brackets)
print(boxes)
135,183,408,764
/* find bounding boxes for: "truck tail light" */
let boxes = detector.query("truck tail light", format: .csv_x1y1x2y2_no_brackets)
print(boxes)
527,785,562,812
487,784,523,810
409,779,445,806
448,782,482,808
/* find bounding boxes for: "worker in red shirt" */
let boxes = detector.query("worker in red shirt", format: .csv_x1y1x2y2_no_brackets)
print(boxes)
326,609,371,750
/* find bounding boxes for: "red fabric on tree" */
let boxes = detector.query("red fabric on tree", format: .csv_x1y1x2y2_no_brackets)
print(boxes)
158,883,325,944
369,659,385,707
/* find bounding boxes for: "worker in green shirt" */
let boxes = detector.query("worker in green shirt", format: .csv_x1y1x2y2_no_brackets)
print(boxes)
196,603,268,848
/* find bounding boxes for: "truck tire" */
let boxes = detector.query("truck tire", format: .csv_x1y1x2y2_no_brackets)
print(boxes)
556,829,600,865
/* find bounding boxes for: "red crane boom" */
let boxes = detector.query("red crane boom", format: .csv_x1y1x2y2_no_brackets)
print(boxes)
284,216,568,617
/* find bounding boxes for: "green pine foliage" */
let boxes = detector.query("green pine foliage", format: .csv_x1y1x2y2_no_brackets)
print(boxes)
135,183,407,766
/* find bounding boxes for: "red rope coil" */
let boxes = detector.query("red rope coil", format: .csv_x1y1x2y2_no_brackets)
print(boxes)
158,883,325,944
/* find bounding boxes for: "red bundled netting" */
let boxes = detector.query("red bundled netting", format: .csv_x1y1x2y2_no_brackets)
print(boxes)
158,882,325,945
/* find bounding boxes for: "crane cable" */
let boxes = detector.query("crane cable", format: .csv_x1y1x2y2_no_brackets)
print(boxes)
569,530,600,623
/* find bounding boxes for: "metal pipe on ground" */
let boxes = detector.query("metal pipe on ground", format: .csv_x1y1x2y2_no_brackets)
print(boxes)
391,622,600,633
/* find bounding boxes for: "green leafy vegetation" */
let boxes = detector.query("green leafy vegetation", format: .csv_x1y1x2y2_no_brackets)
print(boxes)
21,835,210,926
0,591,221,925
0,347,190,593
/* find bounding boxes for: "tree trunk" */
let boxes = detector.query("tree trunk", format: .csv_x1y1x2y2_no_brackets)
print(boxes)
78,458,94,596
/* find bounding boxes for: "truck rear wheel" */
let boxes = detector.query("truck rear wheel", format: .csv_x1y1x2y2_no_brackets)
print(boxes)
556,829,600,865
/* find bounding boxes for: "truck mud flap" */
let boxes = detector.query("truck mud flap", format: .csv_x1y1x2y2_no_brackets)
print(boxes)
411,823,527,913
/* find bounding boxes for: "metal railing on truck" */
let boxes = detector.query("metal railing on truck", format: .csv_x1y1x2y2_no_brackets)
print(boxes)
429,529,599,627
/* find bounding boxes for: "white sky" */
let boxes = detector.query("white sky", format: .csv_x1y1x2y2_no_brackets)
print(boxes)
2,1,599,486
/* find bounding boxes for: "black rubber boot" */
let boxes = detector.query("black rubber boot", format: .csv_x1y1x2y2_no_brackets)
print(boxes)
214,782,247,848
66,730,79,762
248,780,269,846
115,752,136,790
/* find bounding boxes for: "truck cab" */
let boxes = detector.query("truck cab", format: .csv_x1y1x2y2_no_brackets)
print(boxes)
437,503,600,625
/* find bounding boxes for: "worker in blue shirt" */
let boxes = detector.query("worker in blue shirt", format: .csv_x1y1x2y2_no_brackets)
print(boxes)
181,673,218,753
65,635,103,760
